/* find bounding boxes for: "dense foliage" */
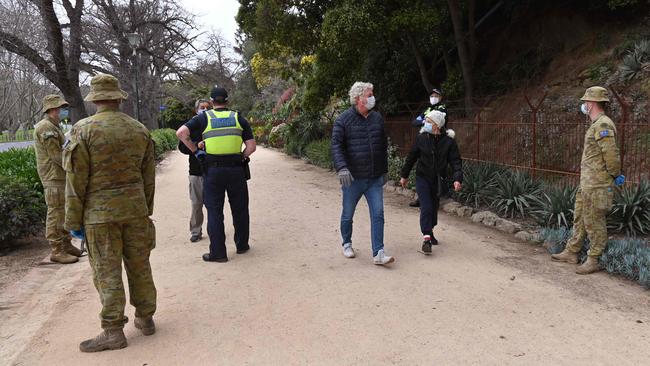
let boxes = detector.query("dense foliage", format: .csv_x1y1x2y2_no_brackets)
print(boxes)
0,176,46,246
0,147,43,193
151,128,179,160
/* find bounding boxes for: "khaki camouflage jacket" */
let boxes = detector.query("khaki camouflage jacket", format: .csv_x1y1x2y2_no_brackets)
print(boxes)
33,117,66,186
580,113,621,189
63,106,155,229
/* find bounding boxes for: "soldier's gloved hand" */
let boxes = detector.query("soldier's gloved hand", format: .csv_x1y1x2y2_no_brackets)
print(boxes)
337,168,354,188
614,175,625,187
194,149,207,162
70,228,85,241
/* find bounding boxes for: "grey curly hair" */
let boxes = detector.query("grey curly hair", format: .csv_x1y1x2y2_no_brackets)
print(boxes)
348,82,373,105
194,99,210,110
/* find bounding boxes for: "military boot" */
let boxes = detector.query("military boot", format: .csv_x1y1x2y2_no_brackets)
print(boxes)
551,250,578,264
576,256,602,275
134,316,156,336
63,242,83,257
79,329,127,352
50,245,79,264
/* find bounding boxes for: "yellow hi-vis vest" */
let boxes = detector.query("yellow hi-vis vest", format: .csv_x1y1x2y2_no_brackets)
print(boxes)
203,110,244,155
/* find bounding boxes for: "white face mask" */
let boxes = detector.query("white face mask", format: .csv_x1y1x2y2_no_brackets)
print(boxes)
430,97,440,105
365,96,376,110
197,108,206,115
423,122,433,134
580,103,590,115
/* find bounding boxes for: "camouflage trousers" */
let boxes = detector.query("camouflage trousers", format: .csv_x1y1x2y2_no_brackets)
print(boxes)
86,216,157,329
44,185,71,249
565,187,614,257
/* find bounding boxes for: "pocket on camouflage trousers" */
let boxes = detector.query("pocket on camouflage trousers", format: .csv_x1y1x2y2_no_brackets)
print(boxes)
44,186,63,207
593,188,614,213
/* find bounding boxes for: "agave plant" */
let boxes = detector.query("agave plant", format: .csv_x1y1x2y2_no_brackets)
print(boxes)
601,238,650,288
531,185,577,228
455,162,501,208
607,181,650,236
487,170,543,218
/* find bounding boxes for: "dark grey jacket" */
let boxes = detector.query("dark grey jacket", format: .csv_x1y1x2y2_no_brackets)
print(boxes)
331,107,388,179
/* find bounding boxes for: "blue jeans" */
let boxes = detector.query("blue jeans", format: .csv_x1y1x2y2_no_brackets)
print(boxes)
416,176,440,236
203,166,250,259
340,177,385,256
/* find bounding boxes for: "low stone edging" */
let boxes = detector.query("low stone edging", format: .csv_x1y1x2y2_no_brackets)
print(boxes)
384,181,542,244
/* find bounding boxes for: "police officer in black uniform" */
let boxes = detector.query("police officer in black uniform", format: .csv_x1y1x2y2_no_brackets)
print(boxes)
176,87,256,262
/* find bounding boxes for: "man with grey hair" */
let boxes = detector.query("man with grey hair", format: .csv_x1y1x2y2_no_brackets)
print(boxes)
331,82,394,265
177,99,211,242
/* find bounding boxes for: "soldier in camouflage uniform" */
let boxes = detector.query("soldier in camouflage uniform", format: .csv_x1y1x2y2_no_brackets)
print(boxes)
33,95,82,264
64,74,157,352
551,86,624,275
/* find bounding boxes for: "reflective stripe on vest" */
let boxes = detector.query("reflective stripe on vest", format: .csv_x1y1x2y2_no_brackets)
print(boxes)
203,110,243,155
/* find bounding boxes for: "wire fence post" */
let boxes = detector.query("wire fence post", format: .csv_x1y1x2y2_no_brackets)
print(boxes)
524,91,548,178
474,108,481,160
610,87,630,167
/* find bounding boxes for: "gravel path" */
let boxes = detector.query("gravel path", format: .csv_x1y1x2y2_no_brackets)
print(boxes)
1,148,648,366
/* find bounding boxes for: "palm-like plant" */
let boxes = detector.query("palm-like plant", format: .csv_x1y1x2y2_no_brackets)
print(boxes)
455,162,501,208
487,170,543,218
531,185,577,228
607,181,650,236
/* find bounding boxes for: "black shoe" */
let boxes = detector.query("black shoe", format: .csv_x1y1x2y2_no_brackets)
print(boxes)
422,240,432,254
409,199,420,207
190,233,202,242
202,253,228,262
431,235,439,245
236,246,250,254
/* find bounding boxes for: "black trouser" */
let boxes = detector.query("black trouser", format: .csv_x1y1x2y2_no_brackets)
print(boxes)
415,176,440,236
203,165,250,259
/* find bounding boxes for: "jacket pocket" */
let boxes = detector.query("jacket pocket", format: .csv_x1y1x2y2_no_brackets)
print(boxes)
62,141,78,172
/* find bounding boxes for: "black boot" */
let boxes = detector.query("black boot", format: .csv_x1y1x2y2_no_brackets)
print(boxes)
409,198,420,207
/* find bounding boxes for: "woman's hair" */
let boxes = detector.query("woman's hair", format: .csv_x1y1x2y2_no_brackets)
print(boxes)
348,82,373,105
195,99,210,110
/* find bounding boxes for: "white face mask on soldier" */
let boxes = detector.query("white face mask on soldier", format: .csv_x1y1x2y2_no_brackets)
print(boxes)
430,97,440,105
580,103,590,115
365,96,376,110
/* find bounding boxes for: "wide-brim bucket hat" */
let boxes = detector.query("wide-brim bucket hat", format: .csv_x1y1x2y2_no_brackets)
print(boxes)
580,86,610,102
84,73,128,102
42,94,69,113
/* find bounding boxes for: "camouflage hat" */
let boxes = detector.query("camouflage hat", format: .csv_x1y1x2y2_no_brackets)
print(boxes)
42,94,69,113
580,86,610,102
84,74,128,102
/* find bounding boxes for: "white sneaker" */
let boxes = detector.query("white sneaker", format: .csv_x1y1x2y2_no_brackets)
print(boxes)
373,249,395,265
342,243,355,258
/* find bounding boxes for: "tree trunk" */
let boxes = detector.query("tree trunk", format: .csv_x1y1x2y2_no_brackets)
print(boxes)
447,0,474,115
406,34,434,94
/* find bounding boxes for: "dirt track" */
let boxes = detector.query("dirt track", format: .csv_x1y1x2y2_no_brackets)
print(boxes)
1,147,649,366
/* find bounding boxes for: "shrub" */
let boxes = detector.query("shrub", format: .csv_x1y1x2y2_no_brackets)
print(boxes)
607,182,650,236
304,138,332,170
539,227,575,255
0,176,46,246
456,162,501,208
283,112,327,157
0,147,43,193
532,185,577,228
601,238,650,288
386,142,415,187
487,170,543,218
269,123,289,148
151,128,178,159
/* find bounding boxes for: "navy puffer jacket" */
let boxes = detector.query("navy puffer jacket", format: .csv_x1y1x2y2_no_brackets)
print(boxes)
331,107,388,179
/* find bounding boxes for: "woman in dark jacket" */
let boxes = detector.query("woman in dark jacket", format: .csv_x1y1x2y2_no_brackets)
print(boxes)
400,110,463,254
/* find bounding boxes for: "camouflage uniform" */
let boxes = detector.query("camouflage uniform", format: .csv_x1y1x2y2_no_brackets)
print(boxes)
34,95,79,263
64,75,157,331
564,87,621,258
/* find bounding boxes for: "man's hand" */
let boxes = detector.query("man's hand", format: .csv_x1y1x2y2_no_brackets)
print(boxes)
614,175,625,187
454,181,462,192
194,149,207,162
70,227,85,241
338,168,354,188
400,177,408,188
197,141,205,150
